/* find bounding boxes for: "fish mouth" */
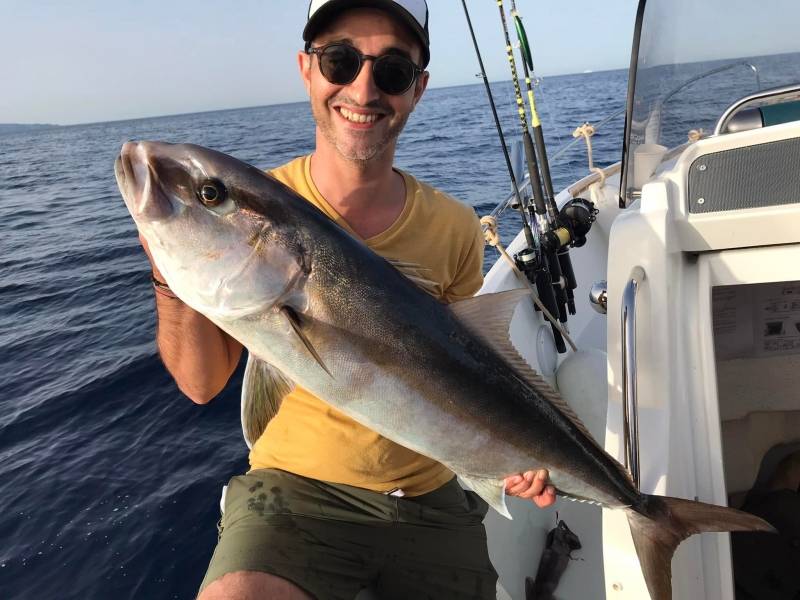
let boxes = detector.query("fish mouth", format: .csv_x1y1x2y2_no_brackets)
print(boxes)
115,141,175,222
114,144,134,201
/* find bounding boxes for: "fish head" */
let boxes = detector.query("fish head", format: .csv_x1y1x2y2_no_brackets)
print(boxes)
115,141,309,320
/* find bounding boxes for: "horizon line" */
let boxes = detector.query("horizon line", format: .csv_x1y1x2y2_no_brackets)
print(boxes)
3,66,628,129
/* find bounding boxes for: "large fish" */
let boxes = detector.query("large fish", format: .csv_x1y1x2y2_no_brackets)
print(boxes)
116,141,773,600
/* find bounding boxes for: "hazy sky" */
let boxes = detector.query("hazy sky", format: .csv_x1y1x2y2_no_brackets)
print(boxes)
1,1,640,125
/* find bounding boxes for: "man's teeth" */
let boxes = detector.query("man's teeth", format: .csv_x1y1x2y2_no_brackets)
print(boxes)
340,108,378,124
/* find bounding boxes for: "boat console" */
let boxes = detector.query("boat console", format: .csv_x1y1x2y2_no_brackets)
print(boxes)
603,87,800,598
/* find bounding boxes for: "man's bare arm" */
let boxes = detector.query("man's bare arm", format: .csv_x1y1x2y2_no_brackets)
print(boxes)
141,235,242,404
153,293,243,404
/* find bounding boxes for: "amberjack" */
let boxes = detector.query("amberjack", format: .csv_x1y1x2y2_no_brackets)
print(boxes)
116,141,774,600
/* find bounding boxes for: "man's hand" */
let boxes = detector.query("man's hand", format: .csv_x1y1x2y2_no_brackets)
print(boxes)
504,469,556,508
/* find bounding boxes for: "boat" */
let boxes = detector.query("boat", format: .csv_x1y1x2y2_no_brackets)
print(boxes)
475,0,800,597
229,0,800,597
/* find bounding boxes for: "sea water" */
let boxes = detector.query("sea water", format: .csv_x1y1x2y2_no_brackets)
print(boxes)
0,72,626,599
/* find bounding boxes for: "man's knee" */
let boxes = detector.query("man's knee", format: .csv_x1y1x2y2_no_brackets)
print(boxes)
198,570,315,600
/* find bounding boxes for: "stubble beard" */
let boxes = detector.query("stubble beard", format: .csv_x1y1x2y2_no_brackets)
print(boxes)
313,99,409,165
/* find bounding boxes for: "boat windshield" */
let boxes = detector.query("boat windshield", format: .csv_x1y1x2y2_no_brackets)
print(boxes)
621,0,800,204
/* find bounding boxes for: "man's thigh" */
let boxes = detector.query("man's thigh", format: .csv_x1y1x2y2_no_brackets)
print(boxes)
198,571,314,600
198,470,497,600
375,480,498,600
199,470,381,600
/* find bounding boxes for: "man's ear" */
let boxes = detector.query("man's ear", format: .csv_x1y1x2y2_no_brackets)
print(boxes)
411,70,430,110
298,50,312,95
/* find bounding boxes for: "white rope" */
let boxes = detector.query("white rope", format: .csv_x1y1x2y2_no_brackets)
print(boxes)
572,122,606,187
480,216,578,352
687,128,705,142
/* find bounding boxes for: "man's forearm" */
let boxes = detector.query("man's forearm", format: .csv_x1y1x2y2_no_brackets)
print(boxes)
153,293,242,404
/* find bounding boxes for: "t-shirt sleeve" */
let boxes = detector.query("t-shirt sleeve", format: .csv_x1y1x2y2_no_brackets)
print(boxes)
442,211,485,303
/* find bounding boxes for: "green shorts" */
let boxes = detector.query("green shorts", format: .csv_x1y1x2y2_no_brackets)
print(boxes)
199,469,498,600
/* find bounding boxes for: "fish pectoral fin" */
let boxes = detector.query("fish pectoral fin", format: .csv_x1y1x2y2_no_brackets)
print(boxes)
458,475,513,520
241,354,294,448
281,306,333,377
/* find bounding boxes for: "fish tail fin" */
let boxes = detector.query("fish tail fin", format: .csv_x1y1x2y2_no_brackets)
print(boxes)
624,495,775,600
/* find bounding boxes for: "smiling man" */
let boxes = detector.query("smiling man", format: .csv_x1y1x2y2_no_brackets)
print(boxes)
139,1,555,598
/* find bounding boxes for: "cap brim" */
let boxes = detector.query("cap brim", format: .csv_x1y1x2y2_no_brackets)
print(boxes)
303,0,429,67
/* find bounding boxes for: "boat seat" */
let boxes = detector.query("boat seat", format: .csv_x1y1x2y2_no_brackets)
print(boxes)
721,410,800,496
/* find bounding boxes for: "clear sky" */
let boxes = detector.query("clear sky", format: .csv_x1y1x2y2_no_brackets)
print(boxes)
1,1,639,125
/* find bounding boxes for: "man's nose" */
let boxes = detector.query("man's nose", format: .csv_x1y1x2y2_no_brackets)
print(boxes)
347,58,381,105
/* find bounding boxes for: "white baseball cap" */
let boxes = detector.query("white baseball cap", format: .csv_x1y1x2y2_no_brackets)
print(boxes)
303,0,430,67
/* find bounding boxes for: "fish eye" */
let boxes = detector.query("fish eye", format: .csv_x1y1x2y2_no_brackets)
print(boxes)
197,179,227,207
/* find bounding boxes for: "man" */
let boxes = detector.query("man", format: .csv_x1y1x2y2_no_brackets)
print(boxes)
141,1,556,598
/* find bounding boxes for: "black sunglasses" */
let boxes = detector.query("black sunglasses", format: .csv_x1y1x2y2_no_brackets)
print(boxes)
307,43,423,96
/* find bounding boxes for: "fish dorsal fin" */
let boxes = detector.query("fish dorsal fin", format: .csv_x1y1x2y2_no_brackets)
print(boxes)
450,289,598,444
281,306,332,377
241,353,294,448
449,289,529,342
386,258,440,297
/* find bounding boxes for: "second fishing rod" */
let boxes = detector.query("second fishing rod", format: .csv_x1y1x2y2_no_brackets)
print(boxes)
494,0,569,352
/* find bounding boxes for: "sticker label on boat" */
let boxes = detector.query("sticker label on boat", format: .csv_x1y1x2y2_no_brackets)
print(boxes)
713,281,800,360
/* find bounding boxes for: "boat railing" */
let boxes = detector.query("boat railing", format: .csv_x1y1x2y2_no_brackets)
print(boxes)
621,266,645,488
714,82,800,135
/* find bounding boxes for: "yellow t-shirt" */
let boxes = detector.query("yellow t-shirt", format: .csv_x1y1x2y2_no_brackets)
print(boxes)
248,154,484,496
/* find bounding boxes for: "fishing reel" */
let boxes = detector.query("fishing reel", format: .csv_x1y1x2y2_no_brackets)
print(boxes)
514,246,541,277
520,198,597,323
535,198,598,252
558,198,597,248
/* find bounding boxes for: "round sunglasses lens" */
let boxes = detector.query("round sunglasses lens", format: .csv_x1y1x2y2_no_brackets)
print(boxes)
374,55,415,95
320,45,360,85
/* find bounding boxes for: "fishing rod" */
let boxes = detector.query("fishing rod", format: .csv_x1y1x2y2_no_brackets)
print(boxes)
494,0,549,230
509,0,580,317
509,0,556,216
460,0,535,248
494,0,567,352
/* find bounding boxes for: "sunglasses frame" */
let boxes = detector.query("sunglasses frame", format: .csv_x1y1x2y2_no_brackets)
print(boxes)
306,42,424,95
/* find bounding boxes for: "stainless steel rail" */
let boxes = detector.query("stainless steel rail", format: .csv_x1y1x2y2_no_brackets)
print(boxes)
714,83,800,135
621,267,645,488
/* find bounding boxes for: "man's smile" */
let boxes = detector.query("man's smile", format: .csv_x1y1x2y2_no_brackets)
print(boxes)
338,107,379,124
334,105,388,127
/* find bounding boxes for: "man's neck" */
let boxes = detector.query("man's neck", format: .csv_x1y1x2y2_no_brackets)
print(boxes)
309,137,406,239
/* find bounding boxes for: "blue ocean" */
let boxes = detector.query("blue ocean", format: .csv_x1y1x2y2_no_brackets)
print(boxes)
0,73,627,599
